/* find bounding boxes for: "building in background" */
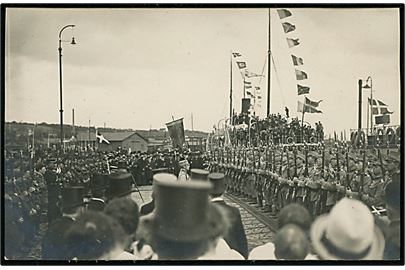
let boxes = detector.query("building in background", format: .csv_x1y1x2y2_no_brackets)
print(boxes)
77,131,148,152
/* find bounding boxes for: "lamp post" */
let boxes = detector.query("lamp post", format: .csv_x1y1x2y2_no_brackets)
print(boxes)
362,76,373,136
58,24,76,149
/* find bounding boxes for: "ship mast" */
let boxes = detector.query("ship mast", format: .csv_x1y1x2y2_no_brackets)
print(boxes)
266,8,271,117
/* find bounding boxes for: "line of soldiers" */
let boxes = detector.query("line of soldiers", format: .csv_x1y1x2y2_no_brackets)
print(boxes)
208,143,400,218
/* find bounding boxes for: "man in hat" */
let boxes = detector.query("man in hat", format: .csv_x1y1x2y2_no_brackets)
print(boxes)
381,174,400,260
44,162,61,224
208,172,248,259
87,173,109,211
106,168,138,201
41,185,86,260
310,197,385,260
138,173,243,260
177,159,190,181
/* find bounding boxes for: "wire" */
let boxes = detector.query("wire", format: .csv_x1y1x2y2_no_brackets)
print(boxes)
270,52,286,107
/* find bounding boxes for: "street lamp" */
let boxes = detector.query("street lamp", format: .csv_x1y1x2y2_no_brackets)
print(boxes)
58,24,76,149
362,76,373,135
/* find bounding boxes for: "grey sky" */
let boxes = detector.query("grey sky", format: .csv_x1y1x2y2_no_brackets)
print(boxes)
5,8,400,135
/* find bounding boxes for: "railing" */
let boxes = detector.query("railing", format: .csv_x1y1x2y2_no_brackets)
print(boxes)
350,125,401,148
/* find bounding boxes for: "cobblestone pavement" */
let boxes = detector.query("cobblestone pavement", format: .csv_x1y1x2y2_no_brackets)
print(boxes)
16,185,276,260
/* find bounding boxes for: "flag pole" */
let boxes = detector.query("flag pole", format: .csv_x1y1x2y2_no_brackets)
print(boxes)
230,53,233,122
266,8,271,117
301,97,306,143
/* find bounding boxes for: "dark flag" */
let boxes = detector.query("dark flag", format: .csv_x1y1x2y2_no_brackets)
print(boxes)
375,115,390,125
236,61,247,69
166,118,185,148
305,96,323,107
297,84,310,95
232,52,242,57
277,9,292,19
282,22,296,33
291,55,304,66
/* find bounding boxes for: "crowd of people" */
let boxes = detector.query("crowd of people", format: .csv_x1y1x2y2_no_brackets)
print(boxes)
3,134,401,262
230,113,324,147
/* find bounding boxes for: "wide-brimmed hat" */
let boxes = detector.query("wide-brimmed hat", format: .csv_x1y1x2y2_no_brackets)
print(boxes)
190,169,209,181
208,172,225,195
311,198,385,260
150,175,224,242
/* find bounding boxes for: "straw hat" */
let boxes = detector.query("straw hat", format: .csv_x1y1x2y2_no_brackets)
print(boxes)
311,198,385,260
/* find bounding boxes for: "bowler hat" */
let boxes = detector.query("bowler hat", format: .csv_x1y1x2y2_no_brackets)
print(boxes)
190,169,209,181
61,186,86,211
311,198,385,260
208,172,225,196
151,174,223,242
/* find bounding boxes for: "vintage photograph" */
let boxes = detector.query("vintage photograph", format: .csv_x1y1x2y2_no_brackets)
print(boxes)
2,4,403,264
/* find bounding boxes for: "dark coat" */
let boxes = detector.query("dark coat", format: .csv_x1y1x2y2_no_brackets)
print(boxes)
41,216,75,260
211,199,248,259
140,200,155,216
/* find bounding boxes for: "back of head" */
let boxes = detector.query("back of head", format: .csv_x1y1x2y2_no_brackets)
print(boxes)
278,203,312,231
104,197,139,236
274,224,309,260
64,211,125,260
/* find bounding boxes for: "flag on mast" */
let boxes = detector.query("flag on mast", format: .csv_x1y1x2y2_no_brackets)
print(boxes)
282,22,296,33
297,84,310,95
277,9,292,19
295,69,308,80
96,130,110,144
287,38,300,48
291,55,304,66
166,118,185,148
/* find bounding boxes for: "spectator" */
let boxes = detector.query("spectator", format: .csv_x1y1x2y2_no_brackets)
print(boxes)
64,211,126,260
310,197,385,260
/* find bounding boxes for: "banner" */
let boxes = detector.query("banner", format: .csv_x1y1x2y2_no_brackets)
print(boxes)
166,118,185,148
375,115,390,125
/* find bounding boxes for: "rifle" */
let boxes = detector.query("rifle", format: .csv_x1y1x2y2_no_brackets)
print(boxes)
293,147,297,177
322,146,325,180
279,147,284,176
286,148,290,179
336,146,341,182
360,150,367,196
345,147,349,190
304,146,308,177
377,149,385,176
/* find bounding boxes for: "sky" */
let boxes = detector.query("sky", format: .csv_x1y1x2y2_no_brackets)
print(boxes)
5,7,401,135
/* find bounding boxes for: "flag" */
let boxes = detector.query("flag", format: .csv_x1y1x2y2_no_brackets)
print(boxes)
368,98,393,115
232,52,242,57
244,81,252,85
245,85,252,89
291,55,304,66
277,9,292,19
305,96,323,107
375,115,390,125
295,69,308,80
246,91,254,97
96,130,110,144
287,38,300,48
236,61,247,69
257,95,262,99
297,84,310,95
298,101,322,113
282,22,296,33
166,118,185,148
243,70,263,78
